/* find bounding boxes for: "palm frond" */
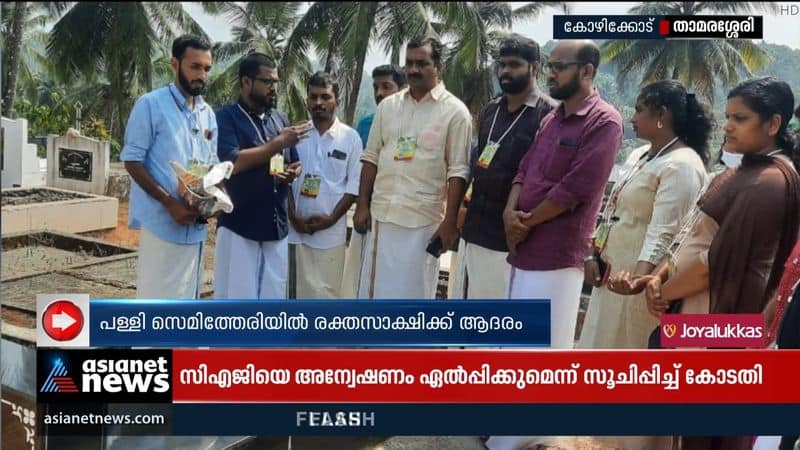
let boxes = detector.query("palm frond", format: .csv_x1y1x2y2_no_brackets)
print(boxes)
512,2,567,22
213,40,252,63
629,2,682,15
377,2,433,58
47,2,114,82
150,2,211,42
202,1,252,28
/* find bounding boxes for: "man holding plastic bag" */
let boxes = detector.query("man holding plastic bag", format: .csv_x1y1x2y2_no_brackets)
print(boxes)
122,35,224,300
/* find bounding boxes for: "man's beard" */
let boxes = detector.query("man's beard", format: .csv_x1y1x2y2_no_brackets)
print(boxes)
178,66,205,96
549,71,580,100
499,73,530,95
251,91,277,110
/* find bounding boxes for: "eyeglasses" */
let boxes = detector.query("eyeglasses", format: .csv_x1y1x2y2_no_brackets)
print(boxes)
545,60,586,73
252,77,280,86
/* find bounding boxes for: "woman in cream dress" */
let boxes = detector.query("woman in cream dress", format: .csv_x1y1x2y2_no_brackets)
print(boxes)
569,81,711,450
579,80,711,350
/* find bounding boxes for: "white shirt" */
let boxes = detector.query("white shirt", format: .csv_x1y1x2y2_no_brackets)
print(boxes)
289,118,363,249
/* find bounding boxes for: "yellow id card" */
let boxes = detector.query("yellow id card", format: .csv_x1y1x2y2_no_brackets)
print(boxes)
476,141,499,169
269,153,284,175
393,137,417,161
300,174,322,198
594,222,611,253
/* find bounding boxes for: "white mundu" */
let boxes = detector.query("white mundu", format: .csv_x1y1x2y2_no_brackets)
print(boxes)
136,228,203,299
289,118,362,299
215,227,288,300
357,220,439,299
450,239,510,299
507,266,583,349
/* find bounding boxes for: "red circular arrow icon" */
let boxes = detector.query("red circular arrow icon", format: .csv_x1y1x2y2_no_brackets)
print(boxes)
42,300,84,341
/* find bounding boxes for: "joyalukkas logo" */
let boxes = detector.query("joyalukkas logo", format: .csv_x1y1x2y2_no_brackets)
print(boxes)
37,349,172,403
660,314,765,348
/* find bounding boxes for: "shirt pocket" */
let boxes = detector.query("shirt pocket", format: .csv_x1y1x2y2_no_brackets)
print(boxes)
322,151,348,185
417,124,446,180
544,144,579,181
419,124,445,151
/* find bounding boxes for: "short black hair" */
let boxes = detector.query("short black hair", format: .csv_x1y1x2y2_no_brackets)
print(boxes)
576,41,600,78
497,34,541,63
372,64,407,88
407,37,444,65
307,71,339,98
238,52,277,85
172,35,211,60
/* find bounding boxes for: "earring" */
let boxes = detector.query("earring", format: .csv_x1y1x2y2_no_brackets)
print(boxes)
657,120,663,129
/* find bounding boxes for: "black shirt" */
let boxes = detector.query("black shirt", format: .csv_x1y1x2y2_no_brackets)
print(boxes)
462,90,557,251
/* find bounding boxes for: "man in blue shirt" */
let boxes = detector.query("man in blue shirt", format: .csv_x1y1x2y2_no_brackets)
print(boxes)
214,52,307,299
121,35,218,299
355,64,407,148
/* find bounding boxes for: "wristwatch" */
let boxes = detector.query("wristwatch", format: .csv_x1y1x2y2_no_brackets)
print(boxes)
583,255,596,262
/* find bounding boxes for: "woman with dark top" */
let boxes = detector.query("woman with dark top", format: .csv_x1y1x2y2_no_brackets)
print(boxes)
630,77,800,450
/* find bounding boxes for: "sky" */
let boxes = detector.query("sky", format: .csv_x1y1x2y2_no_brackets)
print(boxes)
184,1,800,71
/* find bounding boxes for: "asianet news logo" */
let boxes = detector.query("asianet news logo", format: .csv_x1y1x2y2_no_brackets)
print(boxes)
41,357,169,393
37,350,173,403
82,357,170,393
660,314,765,348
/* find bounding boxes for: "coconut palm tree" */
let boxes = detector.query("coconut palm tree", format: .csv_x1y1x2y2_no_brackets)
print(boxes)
46,2,209,138
429,2,567,117
1,2,68,116
428,3,514,117
202,2,314,120
290,2,433,124
602,2,778,103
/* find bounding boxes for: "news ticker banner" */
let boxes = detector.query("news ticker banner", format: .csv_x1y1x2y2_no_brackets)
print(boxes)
553,15,763,39
36,349,800,436
35,295,551,347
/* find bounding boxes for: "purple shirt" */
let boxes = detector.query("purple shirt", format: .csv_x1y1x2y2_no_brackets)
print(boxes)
508,89,623,271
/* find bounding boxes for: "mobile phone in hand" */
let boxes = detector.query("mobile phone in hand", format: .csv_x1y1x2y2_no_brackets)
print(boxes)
426,237,443,257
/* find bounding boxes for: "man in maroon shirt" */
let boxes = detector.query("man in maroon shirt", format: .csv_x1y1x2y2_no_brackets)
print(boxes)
502,40,623,350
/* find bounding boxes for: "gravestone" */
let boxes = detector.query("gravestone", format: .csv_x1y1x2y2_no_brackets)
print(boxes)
47,132,110,195
1,117,46,189
1,187,118,235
